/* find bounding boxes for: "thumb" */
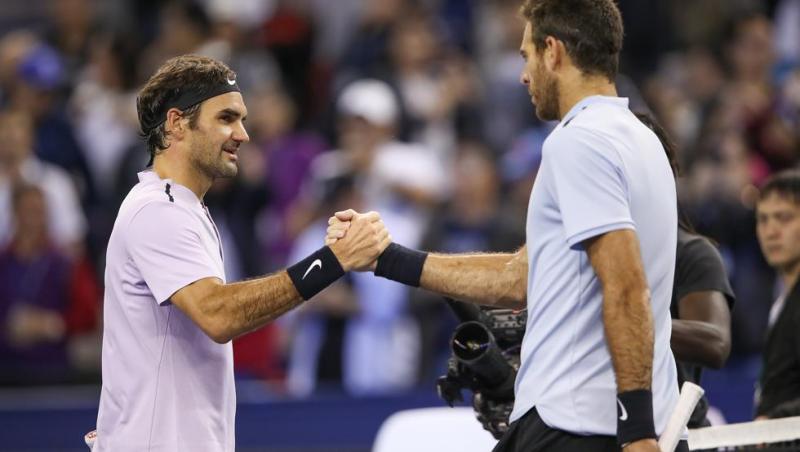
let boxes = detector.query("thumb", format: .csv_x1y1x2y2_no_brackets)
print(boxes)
335,209,358,221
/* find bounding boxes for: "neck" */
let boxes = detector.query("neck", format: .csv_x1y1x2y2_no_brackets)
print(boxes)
152,153,211,200
558,71,618,120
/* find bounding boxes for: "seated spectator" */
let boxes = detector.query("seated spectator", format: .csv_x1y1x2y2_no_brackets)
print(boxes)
413,143,523,382
638,112,736,428
0,184,99,385
285,171,420,396
754,170,800,419
0,109,87,254
11,42,96,205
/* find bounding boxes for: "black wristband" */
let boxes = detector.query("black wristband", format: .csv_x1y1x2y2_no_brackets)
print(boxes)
616,389,656,447
374,243,428,287
287,246,345,300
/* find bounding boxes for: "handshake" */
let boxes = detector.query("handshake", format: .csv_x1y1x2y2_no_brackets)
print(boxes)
324,209,392,272
288,208,427,301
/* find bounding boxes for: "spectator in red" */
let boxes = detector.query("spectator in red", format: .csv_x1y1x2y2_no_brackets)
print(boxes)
0,183,99,385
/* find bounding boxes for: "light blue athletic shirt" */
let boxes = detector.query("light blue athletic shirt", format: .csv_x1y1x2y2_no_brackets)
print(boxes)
510,96,679,437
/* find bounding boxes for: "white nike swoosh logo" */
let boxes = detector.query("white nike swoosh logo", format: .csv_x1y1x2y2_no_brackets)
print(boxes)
302,259,322,279
227,78,236,85
617,399,628,421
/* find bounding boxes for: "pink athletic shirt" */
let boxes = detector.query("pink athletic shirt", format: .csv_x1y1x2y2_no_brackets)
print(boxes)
95,170,234,451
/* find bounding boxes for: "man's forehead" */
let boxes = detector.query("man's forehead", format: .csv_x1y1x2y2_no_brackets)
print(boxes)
204,91,248,115
520,22,535,51
758,193,800,211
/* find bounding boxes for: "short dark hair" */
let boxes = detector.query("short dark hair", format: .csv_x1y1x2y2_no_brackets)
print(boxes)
136,55,236,161
519,0,624,80
759,170,800,204
634,112,680,178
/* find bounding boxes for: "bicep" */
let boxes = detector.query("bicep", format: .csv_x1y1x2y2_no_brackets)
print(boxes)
585,229,647,293
128,203,221,304
677,291,731,331
549,128,634,247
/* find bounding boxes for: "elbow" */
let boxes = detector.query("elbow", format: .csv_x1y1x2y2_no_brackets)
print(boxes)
195,296,236,344
201,318,235,344
209,328,234,344
708,334,731,369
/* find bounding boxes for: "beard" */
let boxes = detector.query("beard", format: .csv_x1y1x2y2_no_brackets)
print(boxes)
190,133,239,180
532,67,560,122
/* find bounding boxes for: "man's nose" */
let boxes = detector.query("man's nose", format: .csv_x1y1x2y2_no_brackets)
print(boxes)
233,123,250,143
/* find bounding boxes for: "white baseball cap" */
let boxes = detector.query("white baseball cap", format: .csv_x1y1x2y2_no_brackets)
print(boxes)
337,79,398,126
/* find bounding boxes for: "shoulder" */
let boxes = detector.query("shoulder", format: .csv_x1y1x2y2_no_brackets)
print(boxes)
677,231,722,264
378,142,436,161
544,124,621,168
120,186,198,232
25,160,74,191
675,230,735,304
309,150,352,180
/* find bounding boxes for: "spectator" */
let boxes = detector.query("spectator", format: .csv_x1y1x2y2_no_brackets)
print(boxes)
413,142,523,382
0,109,87,253
0,183,99,385
754,170,800,419
250,84,326,271
287,79,448,395
9,41,96,208
283,173,364,395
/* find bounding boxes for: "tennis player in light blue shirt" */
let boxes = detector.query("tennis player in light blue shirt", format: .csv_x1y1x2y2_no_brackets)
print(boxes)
511,94,678,437
327,1,683,450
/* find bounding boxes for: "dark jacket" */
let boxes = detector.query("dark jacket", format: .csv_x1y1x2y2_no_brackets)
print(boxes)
757,279,800,418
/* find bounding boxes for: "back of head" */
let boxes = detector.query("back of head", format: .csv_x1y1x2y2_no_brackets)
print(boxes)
519,0,623,80
136,54,237,162
634,112,680,178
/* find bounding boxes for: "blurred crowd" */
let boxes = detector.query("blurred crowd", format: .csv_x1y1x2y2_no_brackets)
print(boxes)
0,0,798,403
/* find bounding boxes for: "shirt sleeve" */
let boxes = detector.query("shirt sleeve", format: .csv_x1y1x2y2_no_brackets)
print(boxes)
43,166,88,247
674,236,736,309
548,126,635,247
127,201,221,305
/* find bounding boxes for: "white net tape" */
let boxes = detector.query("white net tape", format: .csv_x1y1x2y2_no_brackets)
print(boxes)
688,416,800,450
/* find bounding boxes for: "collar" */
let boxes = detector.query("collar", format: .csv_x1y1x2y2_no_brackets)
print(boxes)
561,95,629,127
137,170,202,206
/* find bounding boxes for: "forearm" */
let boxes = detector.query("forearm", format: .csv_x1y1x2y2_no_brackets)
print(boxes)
203,272,303,342
419,251,526,309
603,289,654,391
671,319,730,369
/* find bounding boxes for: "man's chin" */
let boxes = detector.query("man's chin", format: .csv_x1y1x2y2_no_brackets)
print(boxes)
217,162,239,178
535,106,557,122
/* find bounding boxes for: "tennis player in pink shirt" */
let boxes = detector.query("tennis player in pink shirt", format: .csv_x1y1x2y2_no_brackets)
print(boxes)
93,55,390,451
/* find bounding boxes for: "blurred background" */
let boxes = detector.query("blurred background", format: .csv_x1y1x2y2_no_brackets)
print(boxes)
0,0,798,450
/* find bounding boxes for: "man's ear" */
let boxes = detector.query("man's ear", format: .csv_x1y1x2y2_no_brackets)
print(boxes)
164,108,186,142
543,35,563,72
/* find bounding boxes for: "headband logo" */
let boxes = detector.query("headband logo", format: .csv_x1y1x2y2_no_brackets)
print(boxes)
227,77,236,86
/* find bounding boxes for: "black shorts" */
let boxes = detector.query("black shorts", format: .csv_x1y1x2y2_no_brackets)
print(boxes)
492,407,690,452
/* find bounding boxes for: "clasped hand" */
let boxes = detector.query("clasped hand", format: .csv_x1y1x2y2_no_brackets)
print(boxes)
326,209,391,272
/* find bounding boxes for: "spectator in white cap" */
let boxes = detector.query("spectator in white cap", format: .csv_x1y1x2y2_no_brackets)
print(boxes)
285,78,448,395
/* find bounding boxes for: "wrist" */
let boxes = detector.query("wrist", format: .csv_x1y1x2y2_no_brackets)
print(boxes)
374,243,428,287
328,241,353,272
287,246,345,300
616,389,656,447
